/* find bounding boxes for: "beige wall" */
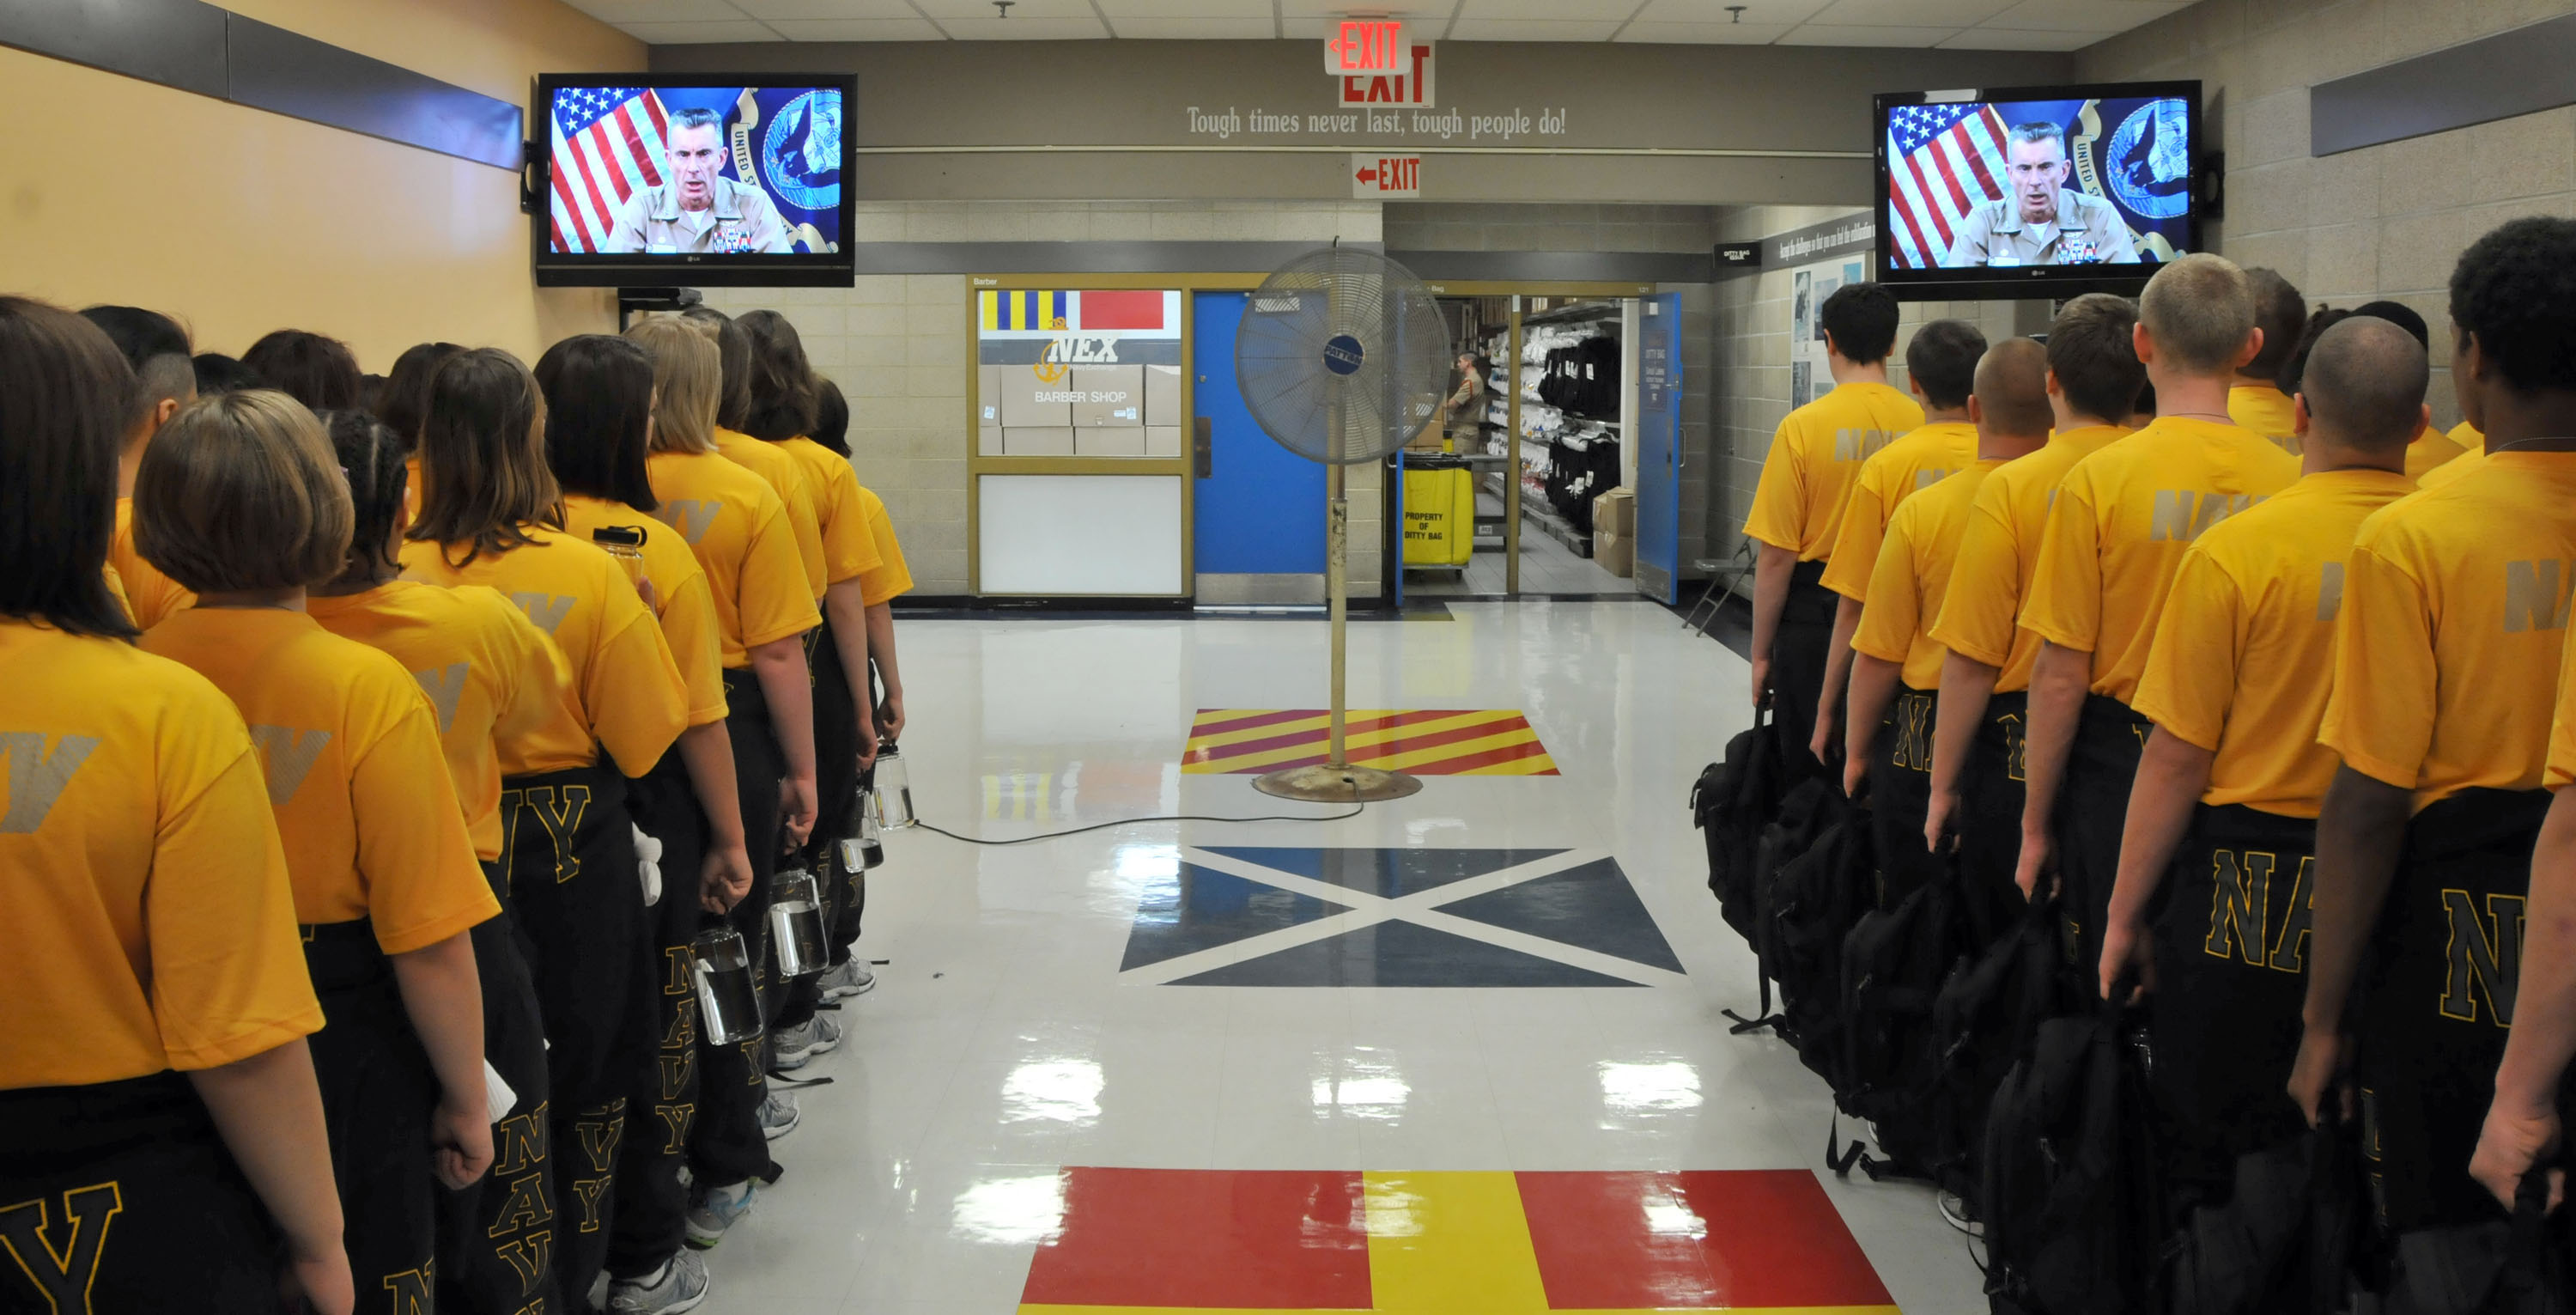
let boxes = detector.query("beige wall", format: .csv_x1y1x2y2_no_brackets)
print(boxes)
2077,0,2576,427
0,1,641,369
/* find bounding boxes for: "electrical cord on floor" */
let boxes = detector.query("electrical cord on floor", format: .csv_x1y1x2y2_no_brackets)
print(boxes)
908,802,1366,846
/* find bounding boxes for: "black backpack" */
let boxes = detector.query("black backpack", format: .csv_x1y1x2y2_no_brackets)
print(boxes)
1694,698,1782,943
1765,789,1876,1085
1728,776,1836,1033
2379,1169,2573,1315
1982,1002,2166,1315
1834,855,1971,1178
2162,1123,2366,1315
1929,895,2073,1208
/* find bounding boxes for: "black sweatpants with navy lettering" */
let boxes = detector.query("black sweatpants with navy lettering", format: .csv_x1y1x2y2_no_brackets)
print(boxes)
1868,684,1941,910
1955,691,2028,949
439,860,566,1315
605,755,708,1283
775,618,863,1034
2149,802,2318,1193
690,670,787,1192
303,919,440,1315
0,1074,277,1314
2360,788,2551,1236
2056,694,2152,973
1771,563,1837,788
829,663,890,966
500,765,653,1312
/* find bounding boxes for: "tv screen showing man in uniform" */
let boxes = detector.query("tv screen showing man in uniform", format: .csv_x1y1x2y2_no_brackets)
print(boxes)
547,84,843,257
1882,95,2192,271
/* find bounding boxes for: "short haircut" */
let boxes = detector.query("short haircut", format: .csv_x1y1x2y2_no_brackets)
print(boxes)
2241,268,2308,378
242,329,362,411
536,334,659,512
2350,299,2432,350
134,390,352,593
1818,282,1900,366
626,318,722,454
192,352,263,396
320,409,409,583
811,378,851,458
1905,319,1987,410
2138,253,2257,375
0,297,139,638
2301,315,2429,454
2275,307,2354,398
80,306,195,426
737,309,821,441
2451,216,2576,394
1974,337,2054,438
667,106,723,136
410,348,560,565
2007,121,2066,151
377,342,466,452
680,306,755,429
2047,294,2147,424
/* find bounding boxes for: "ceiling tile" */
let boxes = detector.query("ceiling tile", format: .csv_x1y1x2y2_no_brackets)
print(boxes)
1449,17,1625,38
1464,0,1635,19
729,0,919,18
1975,0,2183,32
915,0,1095,16
1777,22,1962,44
1615,21,1801,41
768,16,949,37
1631,0,1835,22
1279,0,1450,16
1939,24,2103,47
612,18,784,40
1115,15,1284,34
934,15,1114,36
1095,0,1273,15
1807,0,2015,24
559,0,753,21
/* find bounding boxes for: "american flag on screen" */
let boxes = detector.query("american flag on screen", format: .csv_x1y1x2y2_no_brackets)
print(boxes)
550,87,671,253
1886,103,2011,269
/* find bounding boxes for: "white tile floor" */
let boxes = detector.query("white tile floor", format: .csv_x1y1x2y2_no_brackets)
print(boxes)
714,602,1987,1313
1406,504,1637,599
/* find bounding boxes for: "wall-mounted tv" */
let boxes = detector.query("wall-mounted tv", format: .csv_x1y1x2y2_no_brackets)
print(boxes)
1874,80,2202,300
533,73,854,288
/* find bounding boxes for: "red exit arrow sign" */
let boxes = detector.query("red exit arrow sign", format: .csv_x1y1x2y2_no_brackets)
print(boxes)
1352,153,1421,198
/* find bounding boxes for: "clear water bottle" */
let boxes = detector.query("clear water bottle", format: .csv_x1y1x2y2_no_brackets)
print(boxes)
768,868,829,979
690,927,762,1045
872,740,914,829
837,794,884,874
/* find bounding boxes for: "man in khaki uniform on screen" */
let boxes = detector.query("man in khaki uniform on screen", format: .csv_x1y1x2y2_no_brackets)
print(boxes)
1944,121,2140,268
605,107,794,255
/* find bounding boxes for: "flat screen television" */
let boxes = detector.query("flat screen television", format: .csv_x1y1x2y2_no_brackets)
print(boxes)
532,73,854,288
1874,81,2202,299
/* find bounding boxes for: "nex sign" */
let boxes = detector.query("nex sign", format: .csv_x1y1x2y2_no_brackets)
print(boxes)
1352,154,1421,198
1338,40,1437,108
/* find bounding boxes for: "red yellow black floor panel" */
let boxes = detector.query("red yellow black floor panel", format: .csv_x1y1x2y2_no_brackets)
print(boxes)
1018,1168,1896,1313
1182,709,1559,776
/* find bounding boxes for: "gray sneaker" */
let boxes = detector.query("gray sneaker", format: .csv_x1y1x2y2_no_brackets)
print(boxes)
772,1014,842,1070
818,959,876,1000
683,1180,755,1250
758,1091,801,1141
608,1251,710,1312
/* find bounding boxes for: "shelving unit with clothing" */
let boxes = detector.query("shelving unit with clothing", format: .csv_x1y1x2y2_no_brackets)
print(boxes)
1516,300,1624,557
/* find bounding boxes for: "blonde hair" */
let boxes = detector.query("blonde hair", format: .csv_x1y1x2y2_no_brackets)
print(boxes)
625,318,721,454
135,389,352,592
2138,253,2257,375
410,347,560,565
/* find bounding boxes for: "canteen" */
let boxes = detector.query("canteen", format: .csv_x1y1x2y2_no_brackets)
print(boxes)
838,789,885,873
872,740,915,829
689,927,762,1045
768,868,829,979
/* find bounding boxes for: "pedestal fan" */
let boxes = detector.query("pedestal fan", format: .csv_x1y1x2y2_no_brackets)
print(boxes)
1234,244,1452,803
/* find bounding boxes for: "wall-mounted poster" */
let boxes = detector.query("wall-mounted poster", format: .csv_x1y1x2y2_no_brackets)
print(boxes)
1789,258,1869,409
977,289,1185,459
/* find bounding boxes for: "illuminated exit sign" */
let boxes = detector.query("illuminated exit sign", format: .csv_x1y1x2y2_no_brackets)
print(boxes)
1325,19,1405,74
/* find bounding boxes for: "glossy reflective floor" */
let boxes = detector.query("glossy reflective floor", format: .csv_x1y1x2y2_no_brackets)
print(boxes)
716,601,1985,1312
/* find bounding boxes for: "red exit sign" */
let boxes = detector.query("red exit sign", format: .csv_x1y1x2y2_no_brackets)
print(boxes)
1352,153,1420,198
1325,19,1404,74
1339,40,1437,107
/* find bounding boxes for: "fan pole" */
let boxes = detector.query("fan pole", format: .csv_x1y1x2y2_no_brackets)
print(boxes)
1254,460,1421,805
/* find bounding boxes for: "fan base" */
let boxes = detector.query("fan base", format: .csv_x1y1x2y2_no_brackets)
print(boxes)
1251,764,1425,804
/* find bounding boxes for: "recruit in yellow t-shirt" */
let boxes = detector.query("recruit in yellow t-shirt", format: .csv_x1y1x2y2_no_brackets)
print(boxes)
2229,383,2300,454
776,437,884,586
714,428,828,599
112,497,195,629
2404,425,2470,481
2323,453,2576,810
853,484,914,606
308,581,572,862
400,527,690,778
2131,469,2415,818
1928,425,2129,693
561,494,729,728
1820,421,1978,602
143,608,497,954
1855,456,2004,691
1742,381,1927,562
0,622,322,1089
646,448,823,668
2021,417,2302,704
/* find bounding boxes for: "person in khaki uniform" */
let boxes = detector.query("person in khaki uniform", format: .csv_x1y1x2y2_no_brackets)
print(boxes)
605,107,793,255
1945,121,2141,268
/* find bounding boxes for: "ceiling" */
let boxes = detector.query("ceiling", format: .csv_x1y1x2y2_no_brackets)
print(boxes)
569,0,2189,52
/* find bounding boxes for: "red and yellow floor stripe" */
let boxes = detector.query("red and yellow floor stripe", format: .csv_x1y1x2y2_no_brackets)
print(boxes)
1019,1168,1896,1313
1182,709,1559,776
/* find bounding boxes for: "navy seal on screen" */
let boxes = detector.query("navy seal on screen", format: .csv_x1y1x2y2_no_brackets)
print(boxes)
603,107,793,255
1943,121,2141,268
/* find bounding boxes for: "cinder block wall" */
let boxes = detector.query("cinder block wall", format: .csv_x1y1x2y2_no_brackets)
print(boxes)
2077,0,2576,429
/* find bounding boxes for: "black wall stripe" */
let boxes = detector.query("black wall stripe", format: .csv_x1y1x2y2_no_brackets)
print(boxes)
2311,13,2576,157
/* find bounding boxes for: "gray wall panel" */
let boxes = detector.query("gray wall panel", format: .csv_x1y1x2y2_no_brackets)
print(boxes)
2312,13,2576,156
224,15,523,168
0,0,227,100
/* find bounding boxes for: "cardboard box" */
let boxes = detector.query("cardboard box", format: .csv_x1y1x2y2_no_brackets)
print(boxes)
1145,365,1182,426
1002,427,1074,456
1075,428,1147,457
978,366,1001,427
979,426,1004,456
1145,425,1182,458
1071,365,1144,427
998,363,1073,428
1594,527,1635,578
1593,487,1636,538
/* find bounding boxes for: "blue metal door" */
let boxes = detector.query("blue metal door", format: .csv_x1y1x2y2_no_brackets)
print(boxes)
1632,292,1684,603
1192,290,1327,578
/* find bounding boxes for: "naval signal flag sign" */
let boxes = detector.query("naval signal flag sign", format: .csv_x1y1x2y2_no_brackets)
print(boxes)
1354,154,1422,199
